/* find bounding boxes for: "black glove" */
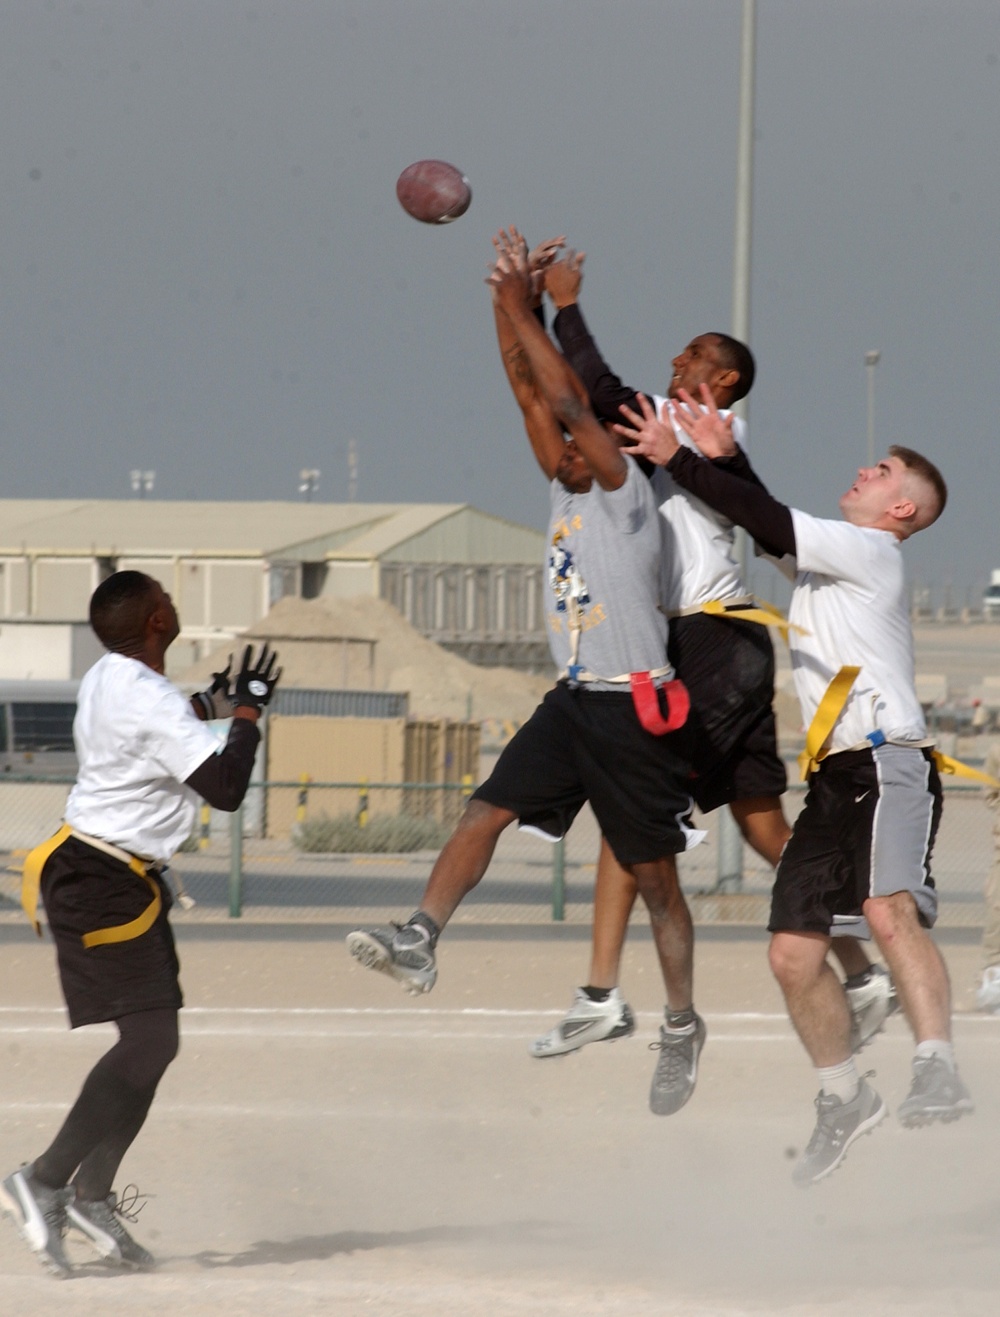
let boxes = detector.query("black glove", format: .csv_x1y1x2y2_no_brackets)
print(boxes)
191,655,234,721
232,643,281,711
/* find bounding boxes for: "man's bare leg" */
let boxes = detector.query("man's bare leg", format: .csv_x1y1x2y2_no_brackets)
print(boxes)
590,838,638,987
346,798,516,993
769,928,887,1184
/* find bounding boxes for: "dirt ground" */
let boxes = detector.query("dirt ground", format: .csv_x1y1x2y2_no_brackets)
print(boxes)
1,927,998,1315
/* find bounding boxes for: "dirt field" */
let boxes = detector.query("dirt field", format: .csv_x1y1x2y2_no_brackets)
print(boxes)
1,926,998,1315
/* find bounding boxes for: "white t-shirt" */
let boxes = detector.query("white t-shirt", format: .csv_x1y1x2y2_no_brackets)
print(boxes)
650,396,749,611
65,652,222,863
787,510,926,753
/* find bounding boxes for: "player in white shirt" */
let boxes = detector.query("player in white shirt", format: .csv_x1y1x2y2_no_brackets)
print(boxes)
0,572,279,1276
615,386,972,1186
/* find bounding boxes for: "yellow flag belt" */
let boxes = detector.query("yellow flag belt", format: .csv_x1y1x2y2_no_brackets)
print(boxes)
20,824,163,947
798,665,1000,788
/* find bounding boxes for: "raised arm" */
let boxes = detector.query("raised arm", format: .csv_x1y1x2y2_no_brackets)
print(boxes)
489,231,627,491
489,229,569,481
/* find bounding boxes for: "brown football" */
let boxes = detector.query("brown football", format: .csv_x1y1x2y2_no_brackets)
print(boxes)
396,159,472,225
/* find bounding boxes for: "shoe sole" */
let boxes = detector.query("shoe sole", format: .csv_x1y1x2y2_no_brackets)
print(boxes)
897,1098,975,1129
345,931,436,995
794,1097,889,1187
0,1177,73,1278
530,1017,635,1059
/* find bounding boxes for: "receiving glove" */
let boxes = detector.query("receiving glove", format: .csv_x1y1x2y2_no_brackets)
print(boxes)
191,655,234,721
232,643,282,711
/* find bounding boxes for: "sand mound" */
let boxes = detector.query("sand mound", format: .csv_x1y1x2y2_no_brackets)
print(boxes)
175,594,551,724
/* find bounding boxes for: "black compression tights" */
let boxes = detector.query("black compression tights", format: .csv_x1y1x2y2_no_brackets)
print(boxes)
33,1008,179,1202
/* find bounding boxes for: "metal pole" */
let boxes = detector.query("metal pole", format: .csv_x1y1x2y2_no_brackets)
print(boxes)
551,836,566,922
718,0,757,894
228,802,244,918
865,350,881,467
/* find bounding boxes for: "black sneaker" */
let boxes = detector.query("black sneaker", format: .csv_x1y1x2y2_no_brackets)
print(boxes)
792,1077,887,1187
897,1055,974,1128
648,1012,706,1115
0,1165,73,1277
66,1187,155,1269
346,922,437,995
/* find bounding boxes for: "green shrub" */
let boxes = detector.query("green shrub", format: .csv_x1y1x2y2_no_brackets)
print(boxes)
294,812,450,854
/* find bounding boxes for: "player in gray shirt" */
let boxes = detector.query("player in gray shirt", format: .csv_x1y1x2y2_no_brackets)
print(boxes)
348,230,706,1116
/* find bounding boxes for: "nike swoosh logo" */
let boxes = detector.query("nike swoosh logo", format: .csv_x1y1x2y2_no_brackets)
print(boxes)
855,791,870,803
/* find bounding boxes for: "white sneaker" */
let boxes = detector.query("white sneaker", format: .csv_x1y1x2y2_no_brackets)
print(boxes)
530,988,635,1058
845,965,898,1052
975,966,1000,1013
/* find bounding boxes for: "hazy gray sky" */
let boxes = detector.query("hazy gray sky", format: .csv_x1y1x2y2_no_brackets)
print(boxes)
1,2,997,604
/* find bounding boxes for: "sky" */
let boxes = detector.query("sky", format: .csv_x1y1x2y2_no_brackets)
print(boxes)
1,1,998,608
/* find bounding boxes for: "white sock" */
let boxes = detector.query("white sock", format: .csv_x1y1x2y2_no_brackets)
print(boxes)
817,1058,859,1103
915,1039,955,1071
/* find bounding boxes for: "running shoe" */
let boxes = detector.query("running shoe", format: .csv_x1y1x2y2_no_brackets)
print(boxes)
0,1164,73,1277
897,1055,974,1128
792,1077,887,1187
648,1012,706,1115
346,921,437,994
845,964,899,1053
66,1187,154,1269
530,988,636,1058
975,966,1000,1014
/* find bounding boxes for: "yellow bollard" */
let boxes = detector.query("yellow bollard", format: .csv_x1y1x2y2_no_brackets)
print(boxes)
357,777,369,829
198,803,211,850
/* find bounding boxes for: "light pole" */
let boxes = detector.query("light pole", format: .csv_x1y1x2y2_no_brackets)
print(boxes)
716,0,757,894
865,350,881,467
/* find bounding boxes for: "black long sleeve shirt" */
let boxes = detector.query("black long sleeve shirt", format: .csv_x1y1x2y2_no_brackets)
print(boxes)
184,715,260,812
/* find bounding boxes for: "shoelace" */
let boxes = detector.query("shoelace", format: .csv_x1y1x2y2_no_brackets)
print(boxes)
648,1028,694,1080
111,1185,151,1225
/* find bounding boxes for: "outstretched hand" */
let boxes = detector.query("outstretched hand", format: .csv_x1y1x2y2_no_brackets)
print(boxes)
671,386,738,458
487,227,533,315
545,249,585,309
613,393,680,466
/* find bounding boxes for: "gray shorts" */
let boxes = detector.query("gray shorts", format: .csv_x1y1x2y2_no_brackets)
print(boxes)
769,743,942,938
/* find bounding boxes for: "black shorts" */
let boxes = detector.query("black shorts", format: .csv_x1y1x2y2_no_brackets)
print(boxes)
769,744,942,938
473,682,696,866
668,611,787,812
40,836,183,1029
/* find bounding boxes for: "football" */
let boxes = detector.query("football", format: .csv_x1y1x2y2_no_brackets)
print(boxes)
396,159,472,225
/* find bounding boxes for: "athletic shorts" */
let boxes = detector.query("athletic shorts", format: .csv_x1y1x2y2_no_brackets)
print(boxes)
769,743,942,938
668,611,787,813
473,681,698,866
40,835,183,1028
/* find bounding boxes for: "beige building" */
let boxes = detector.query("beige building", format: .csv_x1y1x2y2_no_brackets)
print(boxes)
0,498,549,673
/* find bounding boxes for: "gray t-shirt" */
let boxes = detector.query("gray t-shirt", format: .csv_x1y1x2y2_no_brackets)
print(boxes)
545,457,669,687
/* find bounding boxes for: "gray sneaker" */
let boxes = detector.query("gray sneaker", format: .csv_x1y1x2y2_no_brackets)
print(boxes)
0,1165,73,1277
530,988,636,1059
792,1077,887,1187
66,1188,154,1269
846,965,899,1053
897,1055,974,1128
346,922,437,995
648,1012,706,1116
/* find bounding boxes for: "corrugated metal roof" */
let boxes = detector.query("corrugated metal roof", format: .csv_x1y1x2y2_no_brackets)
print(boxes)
0,498,542,562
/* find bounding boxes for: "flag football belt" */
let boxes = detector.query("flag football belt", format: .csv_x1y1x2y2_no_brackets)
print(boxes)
797,666,1000,787
558,663,690,736
667,595,805,645
20,823,163,947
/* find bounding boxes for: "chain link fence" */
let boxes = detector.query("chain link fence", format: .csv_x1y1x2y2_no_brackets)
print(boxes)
0,772,994,930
